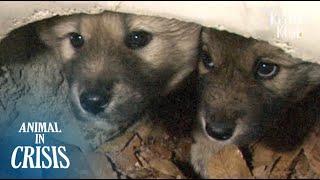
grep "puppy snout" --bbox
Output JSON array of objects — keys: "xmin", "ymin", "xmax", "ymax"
[
  {"xmin": 203, "ymin": 107, "xmax": 236, "ymax": 141},
  {"xmin": 80, "ymin": 89, "xmax": 112, "ymax": 115},
  {"xmin": 205, "ymin": 122, "xmax": 234, "ymax": 141}
]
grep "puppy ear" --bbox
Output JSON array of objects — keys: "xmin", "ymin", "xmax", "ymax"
[
  {"xmin": 289, "ymin": 61, "xmax": 320, "ymax": 101},
  {"xmin": 201, "ymin": 27, "xmax": 212, "ymax": 45},
  {"xmin": 295, "ymin": 61, "xmax": 320, "ymax": 87},
  {"xmin": 36, "ymin": 18, "xmax": 58, "ymax": 48},
  {"xmin": 36, "ymin": 15, "xmax": 76, "ymax": 48},
  {"xmin": 306, "ymin": 62, "xmax": 320, "ymax": 85},
  {"xmin": 36, "ymin": 16, "xmax": 80, "ymax": 62}
]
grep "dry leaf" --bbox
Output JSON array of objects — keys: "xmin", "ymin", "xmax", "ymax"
[
  {"xmin": 137, "ymin": 146, "xmax": 158, "ymax": 164},
  {"xmin": 269, "ymin": 150, "xmax": 301, "ymax": 179},
  {"xmin": 97, "ymin": 119, "xmax": 152, "ymax": 153},
  {"xmin": 303, "ymin": 122, "xmax": 320, "ymax": 176},
  {"xmin": 251, "ymin": 142, "xmax": 275, "ymax": 168},
  {"xmin": 93, "ymin": 118, "xmax": 195, "ymax": 179},
  {"xmin": 148, "ymin": 143, "xmax": 173, "ymax": 160},
  {"xmin": 290, "ymin": 151, "xmax": 317, "ymax": 179},
  {"xmin": 126, "ymin": 168, "xmax": 157, "ymax": 179},
  {"xmin": 85, "ymin": 152, "xmax": 118, "ymax": 179},
  {"xmin": 252, "ymin": 165, "xmax": 270, "ymax": 179},
  {"xmin": 97, "ymin": 133, "xmax": 144, "ymax": 176},
  {"xmin": 206, "ymin": 144, "xmax": 253, "ymax": 179},
  {"xmin": 251, "ymin": 142, "xmax": 301, "ymax": 179},
  {"xmin": 149, "ymin": 158, "xmax": 185, "ymax": 178},
  {"xmin": 306, "ymin": 142, "xmax": 320, "ymax": 176}
]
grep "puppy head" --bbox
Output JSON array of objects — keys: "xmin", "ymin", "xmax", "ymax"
[
  {"xmin": 197, "ymin": 27, "xmax": 320, "ymax": 148},
  {"xmin": 38, "ymin": 11, "xmax": 200, "ymax": 149}
]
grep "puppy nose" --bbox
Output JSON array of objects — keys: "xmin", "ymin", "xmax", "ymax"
[
  {"xmin": 205, "ymin": 122, "xmax": 234, "ymax": 141},
  {"xmin": 80, "ymin": 90, "xmax": 111, "ymax": 115}
]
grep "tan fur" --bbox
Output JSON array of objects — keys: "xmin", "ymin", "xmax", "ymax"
[
  {"xmin": 38, "ymin": 11, "xmax": 200, "ymax": 149},
  {"xmin": 191, "ymin": 27, "xmax": 320, "ymax": 178}
]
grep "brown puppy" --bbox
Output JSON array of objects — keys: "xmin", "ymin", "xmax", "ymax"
[
  {"xmin": 191, "ymin": 27, "xmax": 320, "ymax": 178},
  {"xmin": 38, "ymin": 11, "xmax": 200, "ymax": 149}
]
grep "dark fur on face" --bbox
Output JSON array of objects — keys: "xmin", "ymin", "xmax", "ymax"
[
  {"xmin": 191, "ymin": 27, "xmax": 320, "ymax": 178},
  {"xmin": 38, "ymin": 11, "xmax": 200, "ymax": 149}
]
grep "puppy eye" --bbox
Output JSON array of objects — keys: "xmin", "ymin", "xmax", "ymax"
[
  {"xmin": 255, "ymin": 59, "xmax": 279, "ymax": 79},
  {"xmin": 125, "ymin": 31, "xmax": 152, "ymax": 49},
  {"xmin": 69, "ymin": 32, "xmax": 84, "ymax": 48},
  {"xmin": 200, "ymin": 51, "xmax": 214, "ymax": 70}
]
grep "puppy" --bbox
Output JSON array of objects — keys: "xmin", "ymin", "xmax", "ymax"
[
  {"xmin": 191, "ymin": 27, "xmax": 320, "ymax": 178},
  {"xmin": 38, "ymin": 11, "xmax": 200, "ymax": 149}
]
